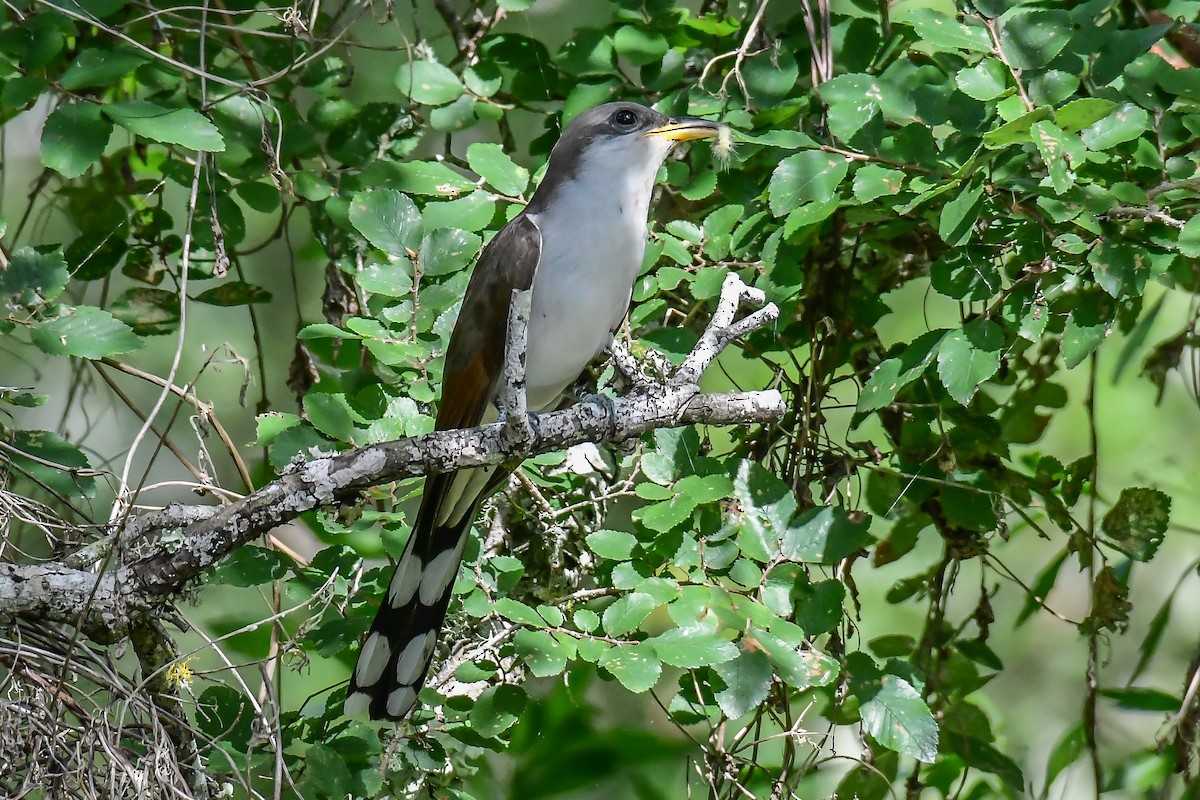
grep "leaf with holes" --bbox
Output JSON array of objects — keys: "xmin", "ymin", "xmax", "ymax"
[{"xmin": 1101, "ymin": 487, "xmax": 1170, "ymax": 561}]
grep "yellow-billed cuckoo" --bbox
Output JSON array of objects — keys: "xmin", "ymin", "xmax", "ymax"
[{"xmin": 345, "ymin": 101, "xmax": 721, "ymax": 720}]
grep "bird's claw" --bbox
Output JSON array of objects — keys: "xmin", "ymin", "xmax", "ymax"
[
  {"xmin": 582, "ymin": 392, "xmax": 618, "ymax": 437},
  {"xmin": 499, "ymin": 407, "xmax": 539, "ymax": 449}
]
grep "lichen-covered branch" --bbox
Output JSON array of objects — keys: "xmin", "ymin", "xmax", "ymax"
[{"xmin": 1, "ymin": 274, "xmax": 782, "ymax": 642}]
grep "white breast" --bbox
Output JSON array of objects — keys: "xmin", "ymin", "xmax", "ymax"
[{"xmin": 522, "ymin": 136, "xmax": 665, "ymax": 411}]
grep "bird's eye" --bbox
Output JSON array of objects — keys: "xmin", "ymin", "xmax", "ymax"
[{"xmin": 612, "ymin": 109, "xmax": 638, "ymax": 128}]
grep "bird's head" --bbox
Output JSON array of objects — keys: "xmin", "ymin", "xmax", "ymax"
[{"xmin": 528, "ymin": 101, "xmax": 722, "ymax": 213}]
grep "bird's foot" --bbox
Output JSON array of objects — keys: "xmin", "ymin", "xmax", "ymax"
[
  {"xmin": 581, "ymin": 392, "xmax": 619, "ymax": 438},
  {"xmin": 498, "ymin": 406, "xmax": 540, "ymax": 450}
]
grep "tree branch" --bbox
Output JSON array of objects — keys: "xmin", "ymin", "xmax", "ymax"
[{"xmin": 3, "ymin": 275, "xmax": 782, "ymax": 642}]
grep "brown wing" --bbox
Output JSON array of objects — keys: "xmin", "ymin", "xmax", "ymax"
[
  {"xmin": 414, "ymin": 212, "xmax": 542, "ymax": 534},
  {"xmin": 433, "ymin": 212, "xmax": 542, "ymax": 432}
]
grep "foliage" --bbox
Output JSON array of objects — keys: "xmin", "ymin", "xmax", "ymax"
[{"xmin": 1, "ymin": 0, "xmax": 1199, "ymax": 799}]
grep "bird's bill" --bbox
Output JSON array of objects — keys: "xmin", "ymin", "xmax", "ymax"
[{"xmin": 645, "ymin": 118, "xmax": 723, "ymax": 142}]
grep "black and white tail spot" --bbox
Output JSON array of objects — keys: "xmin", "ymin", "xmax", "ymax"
[
  {"xmin": 386, "ymin": 686, "xmax": 418, "ymax": 718},
  {"xmin": 388, "ymin": 553, "xmax": 423, "ymax": 607},
  {"xmin": 354, "ymin": 632, "xmax": 391, "ymax": 687},
  {"xmin": 395, "ymin": 629, "xmax": 437, "ymax": 686},
  {"xmin": 419, "ymin": 546, "xmax": 461, "ymax": 605}
]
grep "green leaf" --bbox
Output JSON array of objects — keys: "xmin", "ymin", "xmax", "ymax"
[
  {"xmin": 514, "ymin": 629, "xmax": 569, "ymax": 677},
  {"xmin": 783, "ymin": 197, "xmax": 842, "ymax": 235},
  {"xmin": 600, "ymin": 643, "xmax": 661, "ymax": 693},
  {"xmin": 193, "ymin": 281, "xmax": 271, "ymax": 306},
  {"xmin": 938, "ymin": 181, "xmax": 985, "ymax": 246},
  {"xmin": 395, "ymin": 60, "xmax": 463, "ymax": 105},
  {"xmin": 999, "ymin": 10, "xmax": 1071, "ymax": 69},
  {"xmin": 1100, "ymin": 687, "xmax": 1180, "ymax": 712},
  {"xmin": 751, "ymin": 628, "xmax": 838, "ymax": 690},
  {"xmin": 1, "ymin": 246, "xmax": 69, "ymax": 304},
  {"xmin": 858, "ymin": 674, "xmax": 939, "ymax": 763},
  {"xmin": 818, "ymin": 74, "xmax": 883, "ymax": 140},
  {"xmin": 110, "ymin": 287, "xmax": 180, "ymax": 335},
  {"xmin": 573, "ymin": 609, "xmax": 600, "ymax": 633},
  {"xmin": 930, "ymin": 248, "xmax": 1001, "ymax": 301},
  {"xmin": 899, "ymin": 8, "xmax": 992, "ymax": 54},
  {"xmin": 1131, "ymin": 587, "xmax": 1176, "ymax": 683},
  {"xmin": 420, "ymin": 228, "xmax": 481, "ymax": 277},
  {"xmin": 733, "ymin": 460, "xmax": 796, "ymax": 562},
  {"xmin": 742, "ymin": 48, "xmax": 800, "ymax": 106},
  {"xmin": 714, "ymin": 649, "xmax": 773, "ymax": 719},
  {"xmin": 364, "ymin": 160, "xmax": 476, "ymax": 197},
  {"xmin": 613, "ymin": 26, "xmax": 668, "ymax": 67},
  {"xmin": 494, "ymin": 598, "xmax": 547, "ymax": 628},
  {"xmin": 297, "ymin": 323, "xmax": 361, "ymax": 341},
  {"xmin": 1016, "ymin": 549, "xmax": 1068, "ymax": 626},
  {"xmin": 31, "ymin": 306, "xmax": 141, "ymax": 359},
  {"xmin": 430, "ymin": 95, "xmax": 478, "ymax": 132},
  {"xmin": 300, "ymin": 742, "xmax": 353, "ymax": 799},
  {"xmin": 304, "ymin": 393, "xmax": 357, "ymax": 442},
  {"xmin": 469, "ymin": 685, "xmax": 525, "ymax": 738},
  {"xmin": 556, "ymin": 29, "xmax": 614, "ymax": 76},
  {"xmin": 735, "ymin": 130, "xmax": 818, "ymax": 149},
  {"xmin": 943, "ymin": 735, "xmax": 1025, "ymax": 790},
  {"xmin": 857, "ymin": 329, "xmax": 948, "ymax": 413},
  {"xmin": 936, "ymin": 319, "xmax": 1004, "ymax": 404},
  {"xmin": 983, "ymin": 105, "xmax": 1053, "ymax": 148},
  {"xmin": 666, "ymin": 220, "xmax": 703, "ymax": 245},
  {"xmin": 586, "ymin": 529, "xmax": 638, "ymax": 560},
  {"xmin": 602, "ymin": 592, "xmax": 659, "ymax": 636},
  {"xmin": 0, "ymin": 390, "xmax": 46, "ymax": 408},
  {"xmin": 1062, "ymin": 292, "xmax": 1114, "ymax": 368},
  {"xmin": 41, "ymin": 102, "xmax": 112, "ymax": 179},
  {"xmin": 1044, "ymin": 723, "xmax": 1085, "ymax": 792},
  {"xmin": 782, "ymin": 506, "xmax": 872, "ymax": 563},
  {"xmin": 1055, "ymin": 98, "xmax": 1119, "ymax": 132},
  {"xmin": 702, "ymin": 204, "xmax": 744, "ymax": 258},
  {"xmin": 1088, "ymin": 240, "xmax": 1146, "ymax": 299},
  {"xmin": 422, "ymin": 191, "xmax": 497, "ymax": 233},
  {"xmin": 1178, "ymin": 216, "xmax": 1200, "ymax": 259},
  {"xmin": 467, "ymin": 142, "xmax": 529, "ymax": 196},
  {"xmin": 196, "ymin": 685, "xmax": 253, "ymax": 752},
  {"xmin": 1031, "ymin": 120, "xmax": 1079, "ymax": 195},
  {"xmin": 349, "ymin": 189, "xmax": 422, "ymax": 257},
  {"xmin": 795, "ymin": 579, "xmax": 846, "ymax": 634},
  {"xmin": 956, "ymin": 59, "xmax": 1009, "ymax": 101},
  {"xmin": 5, "ymin": 430, "xmax": 96, "ymax": 499},
  {"xmin": 1101, "ymin": 487, "xmax": 1170, "ymax": 561},
  {"xmin": 852, "ymin": 165, "xmax": 904, "ymax": 202},
  {"xmin": 254, "ymin": 412, "xmax": 301, "ymax": 446},
  {"xmin": 60, "ymin": 47, "xmax": 145, "ymax": 90},
  {"xmin": 357, "ymin": 262, "xmax": 413, "ymax": 297},
  {"xmin": 768, "ymin": 151, "xmax": 849, "ymax": 217},
  {"xmin": 104, "ymin": 101, "xmax": 225, "ymax": 152},
  {"xmin": 1092, "ymin": 24, "xmax": 1172, "ymax": 85},
  {"xmin": 648, "ymin": 625, "xmax": 738, "ymax": 669},
  {"xmin": 211, "ymin": 545, "xmax": 289, "ymax": 587},
  {"xmin": 1081, "ymin": 103, "xmax": 1150, "ymax": 151}
]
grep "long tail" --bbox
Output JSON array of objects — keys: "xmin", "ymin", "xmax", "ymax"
[{"xmin": 344, "ymin": 466, "xmax": 499, "ymax": 720}]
